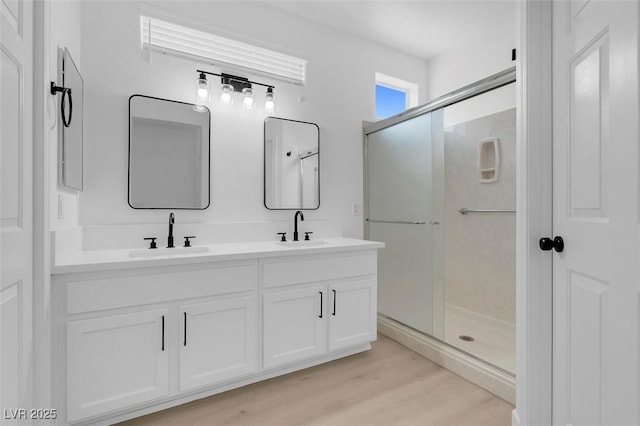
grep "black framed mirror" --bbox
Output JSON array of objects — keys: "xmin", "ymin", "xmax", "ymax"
[
  {"xmin": 128, "ymin": 95, "xmax": 211, "ymax": 209},
  {"xmin": 264, "ymin": 117, "xmax": 320, "ymax": 210}
]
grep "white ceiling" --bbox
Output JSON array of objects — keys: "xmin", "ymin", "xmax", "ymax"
[{"xmin": 265, "ymin": 0, "xmax": 516, "ymax": 61}]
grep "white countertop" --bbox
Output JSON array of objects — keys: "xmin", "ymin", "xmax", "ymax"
[{"xmin": 53, "ymin": 238, "xmax": 385, "ymax": 274}]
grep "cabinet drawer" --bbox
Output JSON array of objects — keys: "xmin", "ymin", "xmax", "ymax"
[
  {"xmin": 66, "ymin": 261, "xmax": 258, "ymax": 314},
  {"xmin": 262, "ymin": 251, "xmax": 377, "ymax": 288}
]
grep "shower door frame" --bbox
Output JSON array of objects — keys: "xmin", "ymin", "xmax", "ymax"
[
  {"xmin": 364, "ymin": 67, "xmax": 517, "ymax": 252},
  {"xmin": 363, "ymin": 67, "xmax": 516, "ymax": 136},
  {"xmin": 364, "ymin": 30, "xmax": 553, "ymax": 422},
  {"xmin": 363, "ymin": 69, "xmax": 516, "ymax": 337}
]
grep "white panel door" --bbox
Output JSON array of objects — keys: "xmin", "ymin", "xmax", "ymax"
[
  {"xmin": 552, "ymin": 1, "xmax": 639, "ymax": 424},
  {"xmin": 263, "ymin": 285, "xmax": 327, "ymax": 368},
  {"xmin": 328, "ymin": 278, "xmax": 377, "ymax": 351},
  {"xmin": 179, "ymin": 296, "xmax": 258, "ymax": 391},
  {"xmin": 1, "ymin": 0, "xmax": 33, "ymax": 418},
  {"xmin": 66, "ymin": 309, "xmax": 169, "ymax": 422}
]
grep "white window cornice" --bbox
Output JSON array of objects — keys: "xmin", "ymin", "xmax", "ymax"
[{"xmin": 141, "ymin": 15, "xmax": 307, "ymax": 86}]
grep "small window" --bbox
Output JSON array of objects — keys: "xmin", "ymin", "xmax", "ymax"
[
  {"xmin": 376, "ymin": 85, "xmax": 406, "ymax": 119},
  {"xmin": 375, "ymin": 72, "xmax": 419, "ymax": 120}
]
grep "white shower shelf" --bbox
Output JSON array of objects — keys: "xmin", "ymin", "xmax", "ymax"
[{"xmin": 478, "ymin": 137, "xmax": 500, "ymax": 183}]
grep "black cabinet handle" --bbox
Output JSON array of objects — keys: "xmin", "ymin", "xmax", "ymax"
[
  {"xmin": 332, "ymin": 289, "xmax": 336, "ymax": 316},
  {"xmin": 161, "ymin": 315, "xmax": 165, "ymax": 351},
  {"xmin": 183, "ymin": 312, "xmax": 187, "ymax": 346},
  {"xmin": 319, "ymin": 291, "xmax": 323, "ymax": 318}
]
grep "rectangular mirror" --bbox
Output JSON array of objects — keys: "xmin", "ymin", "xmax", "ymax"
[
  {"xmin": 128, "ymin": 95, "xmax": 210, "ymax": 209},
  {"xmin": 264, "ymin": 117, "xmax": 320, "ymax": 210},
  {"xmin": 59, "ymin": 47, "xmax": 84, "ymax": 191}
]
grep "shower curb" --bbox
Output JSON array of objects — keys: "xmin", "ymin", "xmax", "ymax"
[{"xmin": 377, "ymin": 314, "xmax": 516, "ymax": 404}]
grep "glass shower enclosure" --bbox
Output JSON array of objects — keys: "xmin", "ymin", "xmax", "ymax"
[{"xmin": 364, "ymin": 69, "xmax": 516, "ymax": 375}]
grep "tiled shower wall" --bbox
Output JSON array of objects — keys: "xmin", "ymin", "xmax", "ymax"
[{"xmin": 443, "ymin": 108, "xmax": 516, "ymax": 324}]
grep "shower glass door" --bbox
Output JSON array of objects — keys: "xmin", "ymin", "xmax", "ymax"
[
  {"xmin": 365, "ymin": 113, "xmax": 443, "ymax": 336},
  {"xmin": 365, "ymin": 81, "xmax": 516, "ymax": 376}
]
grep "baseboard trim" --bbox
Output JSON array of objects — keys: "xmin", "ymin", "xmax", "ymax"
[
  {"xmin": 512, "ymin": 409, "xmax": 521, "ymax": 426},
  {"xmin": 378, "ymin": 315, "xmax": 515, "ymax": 404}
]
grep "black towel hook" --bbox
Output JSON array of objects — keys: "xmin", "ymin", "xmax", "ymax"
[{"xmin": 50, "ymin": 81, "xmax": 73, "ymax": 128}]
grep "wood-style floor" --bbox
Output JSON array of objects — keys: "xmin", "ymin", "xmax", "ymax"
[{"xmin": 119, "ymin": 335, "xmax": 513, "ymax": 426}]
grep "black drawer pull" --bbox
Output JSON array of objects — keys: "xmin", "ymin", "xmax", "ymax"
[
  {"xmin": 161, "ymin": 315, "xmax": 165, "ymax": 351},
  {"xmin": 319, "ymin": 291, "xmax": 323, "ymax": 318},
  {"xmin": 184, "ymin": 312, "xmax": 187, "ymax": 346},
  {"xmin": 332, "ymin": 289, "xmax": 336, "ymax": 316}
]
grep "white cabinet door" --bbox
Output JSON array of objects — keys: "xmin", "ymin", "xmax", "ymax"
[
  {"xmin": 329, "ymin": 278, "xmax": 377, "ymax": 351},
  {"xmin": 179, "ymin": 296, "xmax": 257, "ymax": 391},
  {"xmin": 66, "ymin": 309, "xmax": 169, "ymax": 422},
  {"xmin": 263, "ymin": 285, "xmax": 327, "ymax": 368}
]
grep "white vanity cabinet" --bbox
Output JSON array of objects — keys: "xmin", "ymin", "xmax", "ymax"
[
  {"xmin": 179, "ymin": 295, "xmax": 258, "ymax": 391},
  {"xmin": 261, "ymin": 251, "xmax": 378, "ymax": 369},
  {"xmin": 263, "ymin": 285, "xmax": 328, "ymax": 368},
  {"xmin": 53, "ymin": 242, "xmax": 381, "ymax": 425},
  {"xmin": 66, "ymin": 309, "xmax": 170, "ymax": 421},
  {"xmin": 328, "ymin": 277, "xmax": 377, "ymax": 351},
  {"xmin": 263, "ymin": 278, "xmax": 377, "ymax": 368},
  {"xmin": 57, "ymin": 260, "xmax": 259, "ymax": 424}
]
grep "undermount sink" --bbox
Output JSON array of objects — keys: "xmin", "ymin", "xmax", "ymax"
[
  {"xmin": 276, "ymin": 240, "xmax": 333, "ymax": 248},
  {"xmin": 129, "ymin": 246, "xmax": 209, "ymax": 258}
]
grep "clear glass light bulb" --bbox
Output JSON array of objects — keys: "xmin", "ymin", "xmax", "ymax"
[
  {"xmin": 242, "ymin": 87, "xmax": 255, "ymax": 112},
  {"xmin": 265, "ymin": 87, "xmax": 275, "ymax": 115},
  {"xmin": 265, "ymin": 99, "xmax": 275, "ymax": 115},
  {"xmin": 194, "ymin": 76, "xmax": 210, "ymax": 112},
  {"xmin": 220, "ymin": 83, "xmax": 234, "ymax": 108}
]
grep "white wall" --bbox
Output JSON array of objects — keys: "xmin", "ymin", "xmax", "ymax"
[
  {"xmin": 78, "ymin": 1, "xmax": 429, "ymax": 239},
  {"xmin": 48, "ymin": 0, "xmax": 82, "ymax": 229},
  {"xmin": 426, "ymin": 2, "xmax": 516, "ymax": 101}
]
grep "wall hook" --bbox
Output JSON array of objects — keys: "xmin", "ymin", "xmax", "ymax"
[{"xmin": 50, "ymin": 81, "xmax": 73, "ymax": 128}]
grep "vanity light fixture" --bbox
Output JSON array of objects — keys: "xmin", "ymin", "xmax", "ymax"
[
  {"xmin": 194, "ymin": 69, "xmax": 275, "ymax": 113},
  {"xmin": 265, "ymin": 87, "xmax": 276, "ymax": 115},
  {"xmin": 194, "ymin": 72, "xmax": 210, "ymax": 112}
]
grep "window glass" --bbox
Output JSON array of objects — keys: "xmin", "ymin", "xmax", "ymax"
[{"xmin": 376, "ymin": 84, "xmax": 407, "ymax": 119}]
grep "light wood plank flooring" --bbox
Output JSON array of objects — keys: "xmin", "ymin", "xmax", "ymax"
[{"xmin": 119, "ymin": 335, "xmax": 513, "ymax": 426}]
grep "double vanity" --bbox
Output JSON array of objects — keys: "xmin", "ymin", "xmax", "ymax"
[
  {"xmin": 47, "ymin": 83, "xmax": 382, "ymax": 425},
  {"xmin": 52, "ymin": 230, "xmax": 382, "ymax": 425}
]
